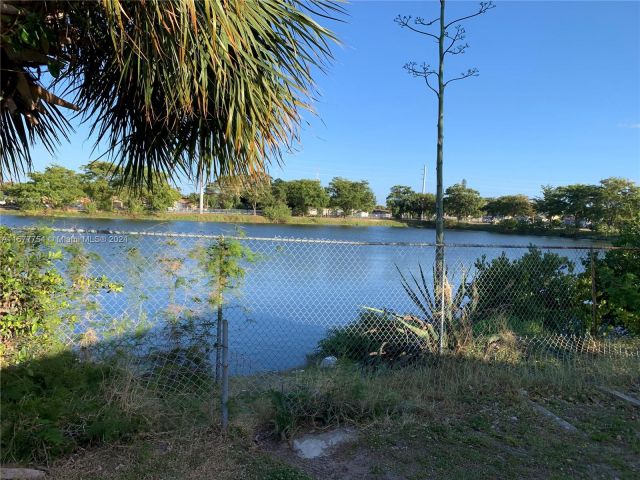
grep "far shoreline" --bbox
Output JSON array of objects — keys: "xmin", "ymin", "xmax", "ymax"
[{"xmin": 0, "ymin": 208, "xmax": 613, "ymax": 241}]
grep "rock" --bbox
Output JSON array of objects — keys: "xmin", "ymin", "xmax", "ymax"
[
  {"xmin": 528, "ymin": 401, "xmax": 579, "ymax": 433},
  {"xmin": 0, "ymin": 468, "xmax": 46, "ymax": 479},
  {"xmin": 319, "ymin": 356, "xmax": 337, "ymax": 368},
  {"xmin": 292, "ymin": 428, "xmax": 357, "ymax": 459}
]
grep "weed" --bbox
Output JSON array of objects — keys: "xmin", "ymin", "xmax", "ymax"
[{"xmin": 0, "ymin": 352, "xmax": 145, "ymax": 463}]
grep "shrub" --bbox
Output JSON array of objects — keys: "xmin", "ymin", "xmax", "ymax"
[
  {"xmin": 0, "ymin": 227, "xmax": 69, "ymax": 361},
  {"xmin": 85, "ymin": 201, "xmax": 98, "ymax": 214},
  {"xmin": 317, "ymin": 307, "xmax": 448, "ymax": 365},
  {"xmin": 319, "ymin": 265, "xmax": 478, "ymax": 363},
  {"xmin": 263, "ymin": 202, "xmax": 292, "ymax": 223},
  {"xmin": 473, "ymin": 247, "xmax": 581, "ymax": 333},
  {"xmin": 585, "ymin": 221, "xmax": 640, "ymax": 335},
  {"xmin": 317, "ymin": 310, "xmax": 394, "ymax": 361},
  {"xmin": 498, "ymin": 218, "xmax": 519, "ymax": 230},
  {"xmin": 0, "ymin": 227, "xmax": 122, "ymax": 362}
]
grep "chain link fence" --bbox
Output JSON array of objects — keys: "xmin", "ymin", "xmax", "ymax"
[{"xmin": 6, "ymin": 227, "xmax": 640, "ymax": 430}]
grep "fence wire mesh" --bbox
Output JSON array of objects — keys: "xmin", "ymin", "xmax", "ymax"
[{"xmin": 5, "ymin": 227, "xmax": 640, "ymax": 429}]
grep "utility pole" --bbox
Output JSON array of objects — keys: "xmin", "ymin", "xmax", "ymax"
[{"xmin": 198, "ymin": 162, "xmax": 205, "ymax": 215}]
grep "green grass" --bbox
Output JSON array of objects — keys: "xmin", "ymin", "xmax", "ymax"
[
  {"xmin": 0, "ymin": 348, "xmax": 217, "ymax": 465},
  {"xmin": 0, "ymin": 208, "xmax": 406, "ymax": 228},
  {"xmin": 0, "ymin": 352, "xmax": 145, "ymax": 463},
  {"xmin": 356, "ymin": 377, "xmax": 640, "ymax": 479}
]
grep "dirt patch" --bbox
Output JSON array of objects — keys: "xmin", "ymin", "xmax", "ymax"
[{"xmin": 262, "ymin": 428, "xmax": 417, "ymax": 480}]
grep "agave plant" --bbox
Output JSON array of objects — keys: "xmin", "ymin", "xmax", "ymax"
[
  {"xmin": 395, "ymin": 264, "xmax": 478, "ymax": 352},
  {"xmin": 359, "ymin": 306, "xmax": 441, "ymax": 359}
]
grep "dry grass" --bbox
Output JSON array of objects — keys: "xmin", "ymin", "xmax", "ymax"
[{"xmin": 47, "ymin": 428, "xmax": 310, "ymax": 480}]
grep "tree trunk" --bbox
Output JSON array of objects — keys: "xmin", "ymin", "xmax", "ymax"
[
  {"xmin": 435, "ymin": 0, "xmax": 447, "ymax": 353},
  {"xmin": 436, "ymin": 0, "xmax": 446, "ymax": 248}
]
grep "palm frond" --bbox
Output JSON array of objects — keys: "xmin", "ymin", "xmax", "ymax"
[{"xmin": 1, "ymin": 0, "xmax": 342, "ymax": 187}]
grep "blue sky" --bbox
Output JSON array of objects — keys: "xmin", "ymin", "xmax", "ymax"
[{"xmin": 27, "ymin": 1, "xmax": 640, "ymax": 204}]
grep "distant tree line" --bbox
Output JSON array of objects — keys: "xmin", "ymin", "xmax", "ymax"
[
  {"xmin": 199, "ymin": 176, "xmax": 376, "ymax": 218},
  {"xmin": 0, "ymin": 165, "xmax": 377, "ymax": 218},
  {"xmin": 1, "ymin": 163, "xmax": 181, "ymax": 213},
  {"xmin": 2, "ymin": 166, "xmax": 637, "ymax": 231},
  {"xmin": 385, "ymin": 177, "xmax": 639, "ymax": 232}
]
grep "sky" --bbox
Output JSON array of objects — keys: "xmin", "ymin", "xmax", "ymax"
[{"xmin": 25, "ymin": 1, "xmax": 640, "ymax": 205}]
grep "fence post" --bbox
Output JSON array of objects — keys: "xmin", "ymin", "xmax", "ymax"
[
  {"xmin": 439, "ymin": 244, "xmax": 445, "ymax": 355},
  {"xmin": 215, "ymin": 303, "xmax": 222, "ymax": 384},
  {"xmin": 215, "ymin": 236, "xmax": 223, "ymax": 385},
  {"xmin": 590, "ymin": 248, "xmax": 598, "ymax": 336},
  {"xmin": 221, "ymin": 318, "xmax": 229, "ymax": 432}
]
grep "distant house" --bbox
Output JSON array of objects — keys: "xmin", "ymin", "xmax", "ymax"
[
  {"xmin": 170, "ymin": 198, "xmax": 197, "ymax": 212},
  {"xmin": 371, "ymin": 208, "xmax": 392, "ymax": 219},
  {"xmin": 307, "ymin": 207, "xmax": 331, "ymax": 217},
  {"xmin": 112, "ymin": 198, "xmax": 125, "ymax": 210},
  {"xmin": 561, "ymin": 216, "xmax": 590, "ymax": 228},
  {"xmin": 308, "ymin": 207, "xmax": 334, "ymax": 217},
  {"xmin": 71, "ymin": 197, "xmax": 91, "ymax": 211},
  {"xmin": 352, "ymin": 211, "xmax": 370, "ymax": 218}
]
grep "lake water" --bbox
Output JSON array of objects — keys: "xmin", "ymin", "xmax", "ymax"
[{"xmin": 1, "ymin": 214, "xmax": 604, "ymax": 374}]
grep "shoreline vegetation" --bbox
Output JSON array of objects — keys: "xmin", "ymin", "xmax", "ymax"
[{"xmin": 0, "ymin": 207, "xmax": 612, "ymax": 240}]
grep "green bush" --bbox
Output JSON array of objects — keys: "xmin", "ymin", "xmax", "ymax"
[
  {"xmin": 0, "ymin": 227, "xmax": 121, "ymax": 362},
  {"xmin": 317, "ymin": 310, "xmax": 401, "ymax": 362},
  {"xmin": 0, "ymin": 227, "xmax": 69, "ymax": 360},
  {"xmin": 498, "ymin": 218, "xmax": 519, "ymax": 230},
  {"xmin": 263, "ymin": 202, "xmax": 292, "ymax": 223},
  {"xmin": 473, "ymin": 247, "xmax": 581, "ymax": 333},
  {"xmin": 586, "ymin": 221, "xmax": 640, "ymax": 335},
  {"xmin": 316, "ymin": 307, "xmax": 448, "ymax": 364}
]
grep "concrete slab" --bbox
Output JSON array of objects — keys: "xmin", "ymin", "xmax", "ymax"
[
  {"xmin": 292, "ymin": 427, "xmax": 357, "ymax": 459},
  {"xmin": 598, "ymin": 386, "xmax": 640, "ymax": 407},
  {"xmin": 529, "ymin": 401, "xmax": 579, "ymax": 433},
  {"xmin": 0, "ymin": 468, "xmax": 46, "ymax": 479}
]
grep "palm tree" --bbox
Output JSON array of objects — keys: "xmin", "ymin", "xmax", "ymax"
[{"xmin": 0, "ymin": 0, "xmax": 341, "ymax": 186}]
